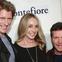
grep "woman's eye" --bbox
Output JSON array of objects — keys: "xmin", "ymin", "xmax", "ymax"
[
  {"xmin": 28, "ymin": 25, "xmax": 32, "ymax": 28},
  {"xmin": 35, "ymin": 25, "xmax": 38, "ymax": 28}
]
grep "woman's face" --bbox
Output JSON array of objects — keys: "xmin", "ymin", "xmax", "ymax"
[{"xmin": 25, "ymin": 17, "xmax": 39, "ymax": 40}]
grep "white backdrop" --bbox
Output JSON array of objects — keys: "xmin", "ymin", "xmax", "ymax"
[{"xmin": 7, "ymin": 0, "xmax": 62, "ymax": 50}]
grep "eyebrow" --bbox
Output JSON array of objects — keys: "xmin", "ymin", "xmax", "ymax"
[{"xmin": 0, "ymin": 17, "xmax": 12, "ymax": 19}]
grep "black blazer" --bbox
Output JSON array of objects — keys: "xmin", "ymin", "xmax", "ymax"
[
  {"xmin": 47, "ymin": 48, "xmax": 55, "ymax": 62},
  {"xmin": 0, "ymin": 33, "xmax": 16, "ymax": 62}
]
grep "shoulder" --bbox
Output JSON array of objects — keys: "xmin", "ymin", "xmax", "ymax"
[
  {"xmin": 47, "ymin": 48, "xmax": 54, "ymax": 55},
  {"xmin": 14, "ymin": 42, "xmax": 19, "ymax": 49},
  {"xmin": 14, "ymin": 42, "xmax": 23, "ymax": 51},
  {"xmin": 37, "ymin": 46, "xmax": 46, "ymax": 56},
  {"xmin": 47, "ymin": 49, "xmax": 55, "ymax": 62},
  {"xmin": 38, "ymin": 45, "xmax": 46, "ymax": 54},
  {"xmin": 5, "ymin": 34, "xmax": 12, "ymax": 42}
]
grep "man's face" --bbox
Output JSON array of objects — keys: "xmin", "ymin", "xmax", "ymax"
[
  {"xmin": 0, "ymin": 9, "xmax": 12, "ymax": 34},
  {"xmin": 52, "ymin": 30, "xmax": 62, "ymax": 53}
]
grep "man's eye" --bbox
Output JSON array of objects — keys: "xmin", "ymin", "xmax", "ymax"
[
  {"xmin": 0, "ymin": 17, "xmax": 12, "ymax": 20},
  {"xmin": 0, "ymin": 17, "xmax": 5, "ymax": 19}
]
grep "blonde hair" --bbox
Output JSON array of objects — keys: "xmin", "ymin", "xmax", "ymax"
[{"xmin": 17, "ymin": 13, "xmax": 46, "ymax": 49}]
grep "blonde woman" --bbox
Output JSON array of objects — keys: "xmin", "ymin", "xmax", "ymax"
[{"xmin": 14, "ymin": 13, "xmax": 46, "ymax": 62}]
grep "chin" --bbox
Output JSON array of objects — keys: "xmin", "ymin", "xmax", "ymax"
[
  {"xmin": 28, "ymin": 37, "xmax": 35, "ymax": 40},
  {"xmin": 30, "ymin": 36, "xmax": 35, "ymax": 39},
  {"xmin": 2, "ymin": 31, "xmax": 7, "ymax": 34},
  {"xmin": 57, "ymin": 49, "xmax": 62, "ymax": 52},
  {"xmin": 55, "ymin": 48, "xmax": 62, "ymax": 52}
]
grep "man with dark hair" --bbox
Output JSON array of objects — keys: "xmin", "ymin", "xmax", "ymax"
[
  {"xmin": 47, "ymin": 22, "xmax": 62, "ymax": 62},
  {"xmin": 0, "ymin": 0, "xmax": 16, "ymax": 62},
  {"xmin": 0, "ymin": 0, "xmax": 6, "ymax": 2}
]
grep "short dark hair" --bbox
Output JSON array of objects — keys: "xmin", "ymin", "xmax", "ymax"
[
  {"xmin": 0, "ymin": 0, "xmax": 16, "ymax": 18},
  {"xmin": 0, "ymin": 0, "xmax": 6, "ymax": 2},
  {"xmin": 50, "ymin": 22, "xmax": 62, "ymax": 37}
]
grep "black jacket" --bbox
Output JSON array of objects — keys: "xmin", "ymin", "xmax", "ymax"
[
  {"xmin": 47, "ymin": 48, "xmax": 62, "ymax": 62},
  {"xmin": 0, "ymin": 34, "xmax": 16, "ymax": 62},
  {"xmin": 47, "ymin": 48, "xmax": 56, "ymax": 62}
]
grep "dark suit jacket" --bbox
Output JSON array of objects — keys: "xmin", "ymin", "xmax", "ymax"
[
  {"xmin": 47, "ymin": 48, "xmax": 56, "ymax": 62},
  {"xmin": 0, "ymin": 33, "xmax": 16, "ymax": 62}
]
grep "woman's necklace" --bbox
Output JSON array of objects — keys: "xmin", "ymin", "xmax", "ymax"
[{"xmin": 26, "ymin": 47, "xmax": 38, "ymax": 62}]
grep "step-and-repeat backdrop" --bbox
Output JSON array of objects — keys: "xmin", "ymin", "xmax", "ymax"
[{"xmin": 7, "ymin": 0, "xmax": 62, "ymax": 50}]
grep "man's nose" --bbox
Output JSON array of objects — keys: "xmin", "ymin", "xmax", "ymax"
[
  {"xmin": 58, "ymin": 37, "xmax": 62, "ymax": 43},
  {"xmin": 5, "ymin": 19, "xmax": 9, "ymax": 25}
]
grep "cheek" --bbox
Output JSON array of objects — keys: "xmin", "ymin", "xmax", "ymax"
[
  {"xmin": 27, "ymin": 28, "xmax": 30, "ymax": 33},
  {"xmin": 52, "ymin": 38, "xmax": 58, "ymax": 45},
  {"xmin": 7, "ymin": 20, "xmax": 12, "ymax": 25},
  {"xmin": 8, "ymin": 21, "xmax": 12, "ymax": 25},
  {"xmin": 0, "ymin": 21, "xmax": 4, "ymax": 25},
  {"xmin": 36, "ymin": 28, "xmax": 38, "ymax": 32},
  {"xmin": 36, "ymin": 28, "xmax": 38, "ymax": 34}
]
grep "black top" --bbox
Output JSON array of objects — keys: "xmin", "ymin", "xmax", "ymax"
[{"xmin": 14, "ymin": 43, "xmax": 46, "ymax": 62}]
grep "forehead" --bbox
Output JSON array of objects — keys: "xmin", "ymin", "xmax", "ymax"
[
  {"xmin": 0, "ymin": 9, "xmax": 12, "ymax": 17},
  {"xmin": 27, "ymin": 17, "xmax": 38, "ymax": 25},
  {"xmin": 52, "ymin": 30, "xmax": 62, "ymax": 36}
]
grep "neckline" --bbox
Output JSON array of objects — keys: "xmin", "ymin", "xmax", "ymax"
[{"xmin": 15, "ymin": 43, "xmax": 38, "ymax": 49}]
